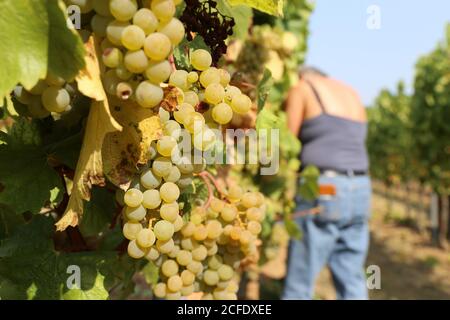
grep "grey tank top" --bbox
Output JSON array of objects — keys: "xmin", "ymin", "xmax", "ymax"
[{"xmin": 298, "ymin": 81, "xmax": 369, "ymax": 172}]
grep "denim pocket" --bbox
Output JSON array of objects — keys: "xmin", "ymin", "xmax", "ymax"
[{"xmin": 315, "ymin": 194, "xmax": 341, "ymax": 223}]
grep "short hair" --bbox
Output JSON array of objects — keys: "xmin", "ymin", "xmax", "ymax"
[{"xmin": 298, "ymin": 66, "xmax": 328, "ymax": 77}]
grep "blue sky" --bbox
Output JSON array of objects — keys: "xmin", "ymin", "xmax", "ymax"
[{"xmin": 305, "ymin": 0, "xmax": 450, "ymax": 105}]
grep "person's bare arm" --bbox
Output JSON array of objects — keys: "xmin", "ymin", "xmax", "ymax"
[{"xmin": 285, "ymin": 82, "xmax": 306, "ymax": 137}]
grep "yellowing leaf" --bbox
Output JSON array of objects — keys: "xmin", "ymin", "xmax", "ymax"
[
  {"xmin": 103, "ymin": 98, "xmax": 162, "ymax": 189},
  {"xmin": 76, "ymin": 36, "xmax": 106, "ymax": 101},
  {"xmin": 56, "ymin": 37, "xmax": 122, "ymax": 232},
  {"xmin": 227, "ymin": 0, "xmax": 284, "ymax": 16}
]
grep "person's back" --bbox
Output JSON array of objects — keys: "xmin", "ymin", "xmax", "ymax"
[{"xmin": 282, "ymin": 68, "xmax": 372, "ymax": 300}]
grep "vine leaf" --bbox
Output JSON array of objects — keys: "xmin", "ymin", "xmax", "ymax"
[
  {"xmin": 226, "ymin": 0, "xmax": 284, "ymax": 17},
  {"xmin": 103, "ymin": 98, "xmax": 162, "ymax": 189},
  {"xmin": 56, "ymin": 37, "xmax": 122, "ymax": 232},
  {"xmin": 0, "ymin": 0, "xmax": 85, "ymax": 100},
  {"xmin": 256, "ymin": 69, "xmax": 274, "ymax": 112}
]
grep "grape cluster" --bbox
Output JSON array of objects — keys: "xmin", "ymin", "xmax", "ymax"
[
  {"xmin": 180, "ymin": 0, "xmax": 235, "ymax": 63},
  {"xmin": 123, "ymin": 177, "xmax": 266, "ymax": 300},
  {"xmin": 12, "ymin": 75, "xmax": 75, "ymax": 119}
]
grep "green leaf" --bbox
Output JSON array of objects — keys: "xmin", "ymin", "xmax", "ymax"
[
  {"xmin": 173, "ymin": 36, "xmax": 210, "ymax": 70},
  {"xmin": 62, "ymin": 273, "xmax": 109, "ymax": 300},
  {"xmin": 0, "ymin": 119, "xmax": 63, "ymax": 214},
  {"xmin": 284, "ymin": 219, "xmax": 301, "ymax": 240},
  {"xmin": 256, "ymin": 69, "xmax": 274, "ymax": 111},
  {"xmin": 80, "ymin": 187, "xmax": 116, "ymax": 237},
  {"xmin": 256, "ymin": 107, "xmax": 280, "ymax": 131},
  {"xmin": 298, "ymin": 165, "xmax": 320, "ymax": 201},
  {"xmin": 0, "ymin": 0, "xmax": 85, "ymax": 100},
  {"xmin": 142, "ymin": 261, "xmax": 159, "ymax": 286},
  {"xmin": 227, "ymin": 0, "xmax": 284, "ymax": 16},
  {"xmin": 216, "ymin": 0, "xmax": 253, "ymax": 39},
  {"xmin": 0, "ymin": 204, "xmax": 24, "ymax": 240}
]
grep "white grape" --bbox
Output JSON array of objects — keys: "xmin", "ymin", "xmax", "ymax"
[
  {"xmin": 41, "ymin": 86, "xmax": 70, "ymax": 113},
  {"xmin": 140, "ymin": 168, "xmax": 162, "ymax": 189},
  {"xmin": 160, "ymin": 182, "xmax": 180, "ymax": 203},
  {"xmin": 135, "ymin": 81, "xmax": 163, "ymax": 108},
  {"xmin": 124, "ymin": 50, "xmax": 149, "ymax": 74},
  {"xmin": 145, "ymin": 60, "xmax": 172, "ymax": 84},
  {"xmin": 121, "ymin": 25, "xmax": 146, "ymax": 50},
  {"xmin": 106, "ymin": 20, "xmax": 129, "ymax": 46},
  {"xmin": 144, "ymin": 33, "xmax": 172, "ymax": 61},
  {"xmin": 110, "ymin": 0, "xmax": 137, "ymax": 22},
  {"xmin": 133, "ymin": 8, "xmax": 158, "ymax": 35},
  {"xmin": 191, "ymin": 49, "xmax": 212, "ymax": 71},
  {"xmin": 142, "ymin": 189, "xmax": 161, "ymax": 209},
  {"xmin": 157, "ymin": 18, "xmax": 185, "ymax": 46}
]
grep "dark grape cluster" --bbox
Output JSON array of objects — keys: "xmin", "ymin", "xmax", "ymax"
[{"xmin": 180, "ymin": 0, "xmax": 235, "ymax": 64}]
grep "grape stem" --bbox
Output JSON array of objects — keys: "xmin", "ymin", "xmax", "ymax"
[{"xmin": 198, "ymin": 171, "xmax": 228, "ymax": 200}]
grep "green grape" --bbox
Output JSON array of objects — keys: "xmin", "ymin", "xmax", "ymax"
[
  {"xmin": 121, "ymin": 25, "xmax": 145, "ymax": 50},
  {"xmin": 159, "ymin": 107, "xmax": 170, "ymax": 123},
  {"xmin": 176, "ymin": 250, "xmax": 192, "ymax": 266},
  {"xmin": 27, "ymin": 96, "xmax": 50, "ymax": 118},
  {"xmin": 246, "ymin": 207, "xmax": 263, "ymax": 221},
  {"xmin": 204, "ymin": 83, "xmax": 225, "ymax": 104},
  {"xmin": 163, "ymin": 120, "xmax": 181, "ymax": 140},
  {"xmin": 110, "ymin": 0, "xmax": 137, "ymax": 22},
  {"xmin": 181, "ymin": 270, "xmax": 195, "ymax": 286},
  {"xmin": 124, "ymin": 188, "xmax": 143, "ymax": 207},
  {"xmin": 166, "ymin": 291, "xmax": 181, "ymax": 300},
  {"xmin": 192, "ymin": 245, "xmax": 207, "ymax": 261},
  {"xmin": 125, "ymin": 205, "xmax": 147, "ymax": 221},
  {"xmin": 156, "ymin": 238, "xmax": 175, "ymax": 253},
  {"xmin": 45, "ymin": 72, "xmax": 65, "ymax": 87},
  {"xmin": 230, "ymin": 226, "xmax": 242, "ymax": 241},
  {"xmin": 154, "ymin": 220, "xmax": 174, "ymax": 240},
  {"xmin": 136, "ymin": 228, "xmax": 156, "ymax": 248},
  {"xmin": 164, "ymin": 166, "xmax": 181, "ymax": 183},
  {"xmin": 207, "ymin": 243, "xmax": 218, "ymax": 256},
  {"xmin": 169, "ymin": 70, "xmax": 189, "ymax": 91},
  {"xmin": 41, "ymin": 86, "xmax": 70, "ymax": 113},
  {"xmin": 157, "ymin": 136, "xmax": 177, "ymax": 157},
  {"xmin": 206, "ymin": 220, "xmax": 223, "ymax": 239},
  {"xmin": 168, "ymin": 245, "xmax": 180, "ymax": 258},
  {"xmin": 177, "ymin": 175, "xmax": 193, "ymax": 189},
  {"xmin": 185, "ymin": 112, "xmax": 206, "ymax": 134},
  {"xmin": 153, "ymin": 283, "xmax": 167, "ymax": 298},
  {"xmin": 239, "ymin": 230, "xmax": 252, "ymax": 245},
  {"xmin": 199, "ymin": 67, "xmax": 221, "ymax": 87},
  {"xmin": 193, "ymin": 224, "xmax": 208, "ymax": 241},
  {"xmin": 140, "ymin": 168, "xmax": 162, "ymax": 189},
  {"xmin": 106, "ymin": 20, "xmax": 129, "ymax": 46},
  {"xmin": 193, "ymin": 126, "xmax": 216, "ymax": 151},
  {"xmin": 142, "ymin": 189, "xmax": 161, "ymax": 209},
  {"xmin": 124, "ymin": 50, "xmax": 149, "ymax": 74},
  {"xmin": 173, "ymin": 214, "xmax": 183, "ymax": 232},
  {"xmin": 183, "ymin": 90, "xmax": 199, "ymax": 107},
  {"xmin": 103, "ymin": 70, "xmax": 121, "ymax": 95},
  {"xmin": 219, "ymin": 69, "xmax": 231, "ymax": 87},
  {"xmin": 186, "ymin": 260, "xmax": 203, "ymax": 274},
  {"xmin": 181, "ymin": 285, "xmax": 194, "ymax": 296},
  {"xmin": 116, "ymin": 81, "xmax": 133, "ymax": 100},
  {"xmin": 161, "ymin": 259, "xmax": 179, "ymax": 277},
  {"xmin": 228, "ymin": 185, "xmax": 243, "ymax": 201},
  {"xmin": 231, "ymin": 93, "xmax": 252, "ymax": 114},
  {"xmin": 159, "ymin": 182, "xmax": 180, "ymax": 203},
  {"xmin": 224, "ymin": 85, "xmax": 241, "ymax": 104},
  {"xmin": 144, "ymin": 32, "xmax": 172, "ymax": 61},
  {"xmin": 208, "ymin": 255, "xmax": 223, "ymax": 270},
  {"xmin": 151, "ymin": 0, "xmax": 176, "ymax": 22},
  {"xmin": 135, "ymin": 80, "xmax": 164, "ymax": 108},
  {"xmin": 212, "ymin": 103, "xmax": 233, "ymax": 125},
  {"xmin": 210, "ymin": 198, "xmax": 224, "ymax": 212},
  {"xmin": 173, "ymin": 103, "xmax": 195, "ymax": 124},
  {"xmin": 181, "ymin": 222, "xmax": 195, "ymax": 237},
  {"xmin": 148, "ymin": 141, "xmax": 158, "ymax": 160},
  {"xmin": 220, "ymin": 204, "xmax": 237, "ymax": 222},
  {"xmin": 152, "ymin": 157, "xmax": 172, "ymax": 177},
  {"xmin": 145, "ymin": 60, "xmax": 172, "ymax": 84},
  {"xmin": 66, "ymin": 0, "xmax": 93, "ymax": 13},
  {"xmin": 123, "ymin": 221, "xmax": 143, "ymax": 240},
  {"xmin": 133, "ymin": 8, "xmax": 158, "ymax": 35},
  {"xmin": 115, "ymin": 64, "xmax": 133, "ymax": 80},
  {"xmin": 247, "ymin": 221, "xmax": 262, "ymax": 235},
  {"xmin": 145, "ymin": 247, "xmax": 160, "ymax": 261},
  {"xmin": 181, "ymin": 237, "xmax": 196, "ymax": 251},
  {"xmin": 242, "ymin": 192, "xmax": 258, "ymax": 208},
  {"xmin": 190, "ymin": 213, "xmax": 203, "ymax": 225},
  {"xmin": 226, "ymin": 281, "xmax": 239, "ymax": 293},
  {"xmin": 204, "ymin": 270, "xmax": 219, "ymax": 286},
  {"xmin": 13, "ymin": 86, "xmax": 32, "ymax": 105},
  {"xmin": 167, "ymin": 275, "xmax": 183, "ymax": 292},
  {"xmin": 127, "ymin": 239, "xmax": 147, "ymax": 259},
  {"xmin": 91, "ymin": 14, "xmax": 112, "ymax": 38},
  {"xmin": 160, "ymin": 202, "xmax": 179, "ymax": 222},
  {"xmin": 187, "ymin": 72, "xmax": 199, "ymax": 84},
  {"xmin": 157, "ymin": 18, "xmax": 185, "ymax": 46},
  {"xmin": 191, "ymin": 49, "xmax": 212, "ymax": 71}
]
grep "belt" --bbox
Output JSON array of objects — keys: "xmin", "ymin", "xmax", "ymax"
[{"xmin": 319, "ymin": 168, "xmax": 368, "ymax": 177}]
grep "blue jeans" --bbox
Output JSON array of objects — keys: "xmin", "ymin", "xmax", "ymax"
[{"xmin": 282, "ymin": 173, "xmax": 372, "ymax": 300}]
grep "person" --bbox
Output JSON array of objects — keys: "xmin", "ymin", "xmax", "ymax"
[{"xmin": 282, "ymin": 66, "xmax": 372, "ymax": 300}]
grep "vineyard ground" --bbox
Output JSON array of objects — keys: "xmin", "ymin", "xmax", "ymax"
[{"xmin": 260, "ymin": 191, "xmax": 450, "ymax": 300}]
